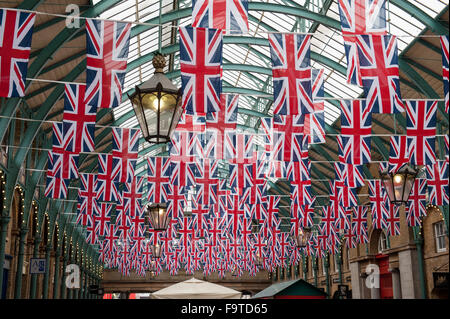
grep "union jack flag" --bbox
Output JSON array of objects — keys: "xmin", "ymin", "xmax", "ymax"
[
  {"xmin": 147, "ymin": 156, "xmax": 172, "ymax": 203},
  {"xmin": 194, "ymin": 158, "xmax": 219, "ymax": 206},
  {"xmin": 49, "ymin": 123, "xmax": 79, "ymax": 180},
  {"xmin": 272, "ymin": 115, "xmax": 305, "ymax": 162},
  {"xmin": 93, "ymin": 202, "xmax": 113, "ymax": 237},
  {"xmin": 229, "ymin": 162, "xmax": 253, "ymax": 196},
  {"xmin": 266, "ymin": 160, "xmax": 286, "ymax": 179},
  {"xmin": 384, "ymin": 201, "xmax": 400, "ymax": 236},
  {"xmin": 44, "ymin": 175, "xmax": 69, "ymax": 199},
  {"xmin": 405, "ymin": 100, "xmax": 437, "ymax": 166},
  {"xmin": 192, "ymin": 0, "xmax": 249, "ymax": 34},
  {"xmin": 426, "ymin": 161, "xmax": 449, "ymax": 206},
  {"xmin": 77, "ymin": 173, "xmax": 97, "ymax": 225},
  {"xmin": 352, "ymin": 206, "xmax": 368, "ymax": 237},
  {"xmin": 405, "ymin": 178, "xmax": 427, "ymax": 227},
  {"xmin": 441, "ymin": 36, "xmax": 449, "ymax": 113},
  {"xmin": 205, "ymin": 94, "xmax": 238, "ymax": 160},
  {"xmin": 368, "ymin": 180, "xmax": 388, "ymax": 229},
  {"xmin": 321, "ymin": 206, "xmax": 336, "ymax": 236},
  {"xmin": 338, "ymin": 185, "xmax": 358, "ymax": 208},
  {"xmin": 0, "ymin": 9, "xmax": 36, "ymax": 97},
  {"xmin": 63, "ymin": 84, "xmax": 97, "ymax": 153},
  {"xmin": 179, "ymin": 26, "xmax": 223, "ymax": 114},
  {"xmin": 111, "ymin": 128, "xmax": 140, "ymax": 183},
  {"xmin": 388, "ymin": 135, "xmax": 409, "ymax": 173},
  {"xmin": 96, "ymin": 154, "xmax": 121, "ymax": 202},
  {"xmin": 334, "ymin": 162, "xmax": 365, "ymax": 188},
  {"xmin": 169, "ymin": 131, "xmax": 200, "ymax": 187},
  {"xmin": 85, "ymin": 19, "xmax": 131, "ymax": 109},
  {"xmin": 335, "ymin": 208, "xmax": 353, "ymax": 232},
  {"xmin": 338, "ymin": 0, "xmax": 387, "ymax": 86},
  {"xmin": 338, "ymin": 99, "xmax": 372, "ymax": 164},
  {"xmin": 269, "ymin": 33, "xmax": 313, "ymax": 115},
  {"xmin": 304, "ymin": 69, "xmax": 326, "ymax": 144},
  {"xmin": 357, "ymin": 35, "xmax": 404, "ymax": 113}
]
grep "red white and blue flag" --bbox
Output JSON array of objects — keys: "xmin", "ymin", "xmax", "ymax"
[
  {"xmin": 304, "ymin": 69, "xmax": 326, "ymax": 144},
  {"xmin": 147, "ymin": 157, "xmax": 172, "ymax": 204},
  {"xmin": 205, "ymin": 94, "xmax": 238, "ymax": 160},
  {"xmin": 334, "ymin": 162, "xmax": 365, "ymax": 188},
  {"xmin": 269, "ymin": 33, "xmax": 314, "ymax": 115},
  {"xmin": 338, "ymin": 99, "xmax": 372, "ymax": 164},
  {"xmin": 337, "ymin": 0, "xmax": 387, "ymax": 86},
  {"xmin": 112, "ymin": 127, "xmax": 140, "ymax": 183},
  {"xmin": 441, "ymin": 36, "xmax": 449, "ymax": 113},
  {"xmin": 49, "ymin": 122, "xmax": 79, "ymax": 179},
  {"xmin": 388, "ymin": 135, "xmax": 409, "ymax": 173},
  {"xmin": 405, "ymin": 100, "xmax": 437, "ymax": 166},
  {"xmin": 272, "ymin": 114, "xmax": 305, "ymax": 162},
  {"xmin": 77, "ymin": 173, "xmax": 98, "ymax": 225},
  {"xmin": 426, "ymin": 161, "xmax": 449, "ymax": 206},
  {"xmin": 357, "ymin": 35, "xmax": 404, "ymax": 113},
  {"xmin": 44, "ymin": 175, "xmax": 69, "ymax": 199},
  {"xmin": 96, "ymin": 154, "xmax": 121, "ymax": 202},
  {"xmin": 63, "ymin": 84, "xmax": 97, "ymax": 153},
  {"xmin": 179, "ymin": 26, "xmax": 223, "ymax": 114},
  {"xmin": 405, "ymin": 178, "xmax": 427, "ymax": 227},
  {"xmin": 0, "ymin": 9, "xmax": 36, "ymax": 97},
  {"xmin": 368, "ymin": 180, "xmax": 388, "ymax": 229},
  {"xmin": 384, "ymin": 201, "xmax": 400, "ymax": 236},
  {"xmin": 85, "ymin": 19, "xmax": 131, "ymax": 109},
  {"xmin": 192, "ymin": 0, "xmax": 249, "ymax": 34}
]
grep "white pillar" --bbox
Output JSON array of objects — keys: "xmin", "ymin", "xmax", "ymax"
[
  {"xmin": 350, "ymin": 262, "xmax": 362, "ymax": 299},
  {"xmin": 390, "ymin": 268, "xmax": 402, "ymax": 299},
  {"xmin": 399, "ymin": 250, "xmax": 420, "ymax": 299}
]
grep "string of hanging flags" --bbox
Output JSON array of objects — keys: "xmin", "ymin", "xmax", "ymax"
[{"xmin": 0, "ymin": 1, "xmax": 448, "ymax": 278}]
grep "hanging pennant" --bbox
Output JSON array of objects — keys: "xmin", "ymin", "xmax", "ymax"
[{"xmin": 0, "ymin": 9, "xmax": 36, "ymax": 97}]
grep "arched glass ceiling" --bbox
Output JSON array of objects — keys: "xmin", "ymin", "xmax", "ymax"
[{"xmin": 93, "ymin": 0, "xmax": 448, "ymax": 178}]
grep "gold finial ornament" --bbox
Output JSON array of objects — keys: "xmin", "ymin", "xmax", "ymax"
[{"xmin": 152, "ymin": 53, "xmax": 166, "ymax": 73}]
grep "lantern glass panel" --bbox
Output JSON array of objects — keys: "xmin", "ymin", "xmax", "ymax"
[{"xmin": 403, "ymin": 173, "xmax": 416, "ymax": 202}]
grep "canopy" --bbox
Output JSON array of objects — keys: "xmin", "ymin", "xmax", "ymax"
[{"xmin": 151, "ymin": 278, "xmax": 242, "ymax": 299}]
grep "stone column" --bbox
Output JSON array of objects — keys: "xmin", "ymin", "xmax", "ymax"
[
  {"xmin": 390, "ymin": 268, "xmax": 402, "ymax": 299},
  {"xmin": 42, "ymin": 244, "xmax": 52, "ymax": 299},
  {"xmin": 349, "ymin": 262, "xmax": 362, "ymax": 299},
  {"xmin": 0, "ymin": 216, "xmax": 11, "ymax": 296},
  {"xmin": 29, "ymin": 235, "xmax": 41, "ymax": 299},
  {"xmin": 60, "ymin": 256, "xmax": 68, "ymax": 299},
  {"xmin": 14, "ymin": 227, "xmax": 28, "ymax": 298},
  {"xmin": 399, "ymin": 249, "xmax": 420, "ymax": 299},
  {"xmin": 52, "ymin": 249, "xmax": 61, "ymax": 299}
]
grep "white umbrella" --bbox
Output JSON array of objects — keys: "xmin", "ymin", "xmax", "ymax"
[{"xmin": 151, "ymin": 277, "xmax": 242, "ymax": 299}]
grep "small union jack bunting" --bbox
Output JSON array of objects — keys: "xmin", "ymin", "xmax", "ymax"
[
  {"xmin": 272, "ymin": 114, "xmax": 306, "ymax": 162},
  {"xmin": 96, "ymin": 154, "xmax": 121, "ymax": 202},
  {"xmin": 426, "ymin": 161, "xmax": 449, "ymax": 206},
  {"xmin": 44, "ymin": 175, "xmax": 69, "ymax": 199},
  {"xmin": 384, "ymin": 201, "xmax": 400, "ymax": 236},
  {"xmin": 304, "ymin": 69, "xmax": 326, "ymax": 144},
  {"xmin": 405, "ymin": 100, "xmax": 437, "ymax": 166},
  {"xmin": 441, "ymin": 36, "xmax": 449, "ymax": 113},
  {"xmin": 0, "ymin": 9, "xmax": 36, "ymax": 97},
  {"xmin": 49, "ymin": 122, "xmax": 79, "ymax": 180},
  {"xmin": 338, "ymin": 99, "xmax": 372, "ymax": 164},
  {"xmin": 388, "ymin": 135, "xmax": 409, "ymax": 173},
  {"xmin": 368, "ymin": 180, "xmax": 388, "ymax": 230},
  {"xmin": 205, "ymin": 94, "xmax": 238, "ymax": 160},
  {"xmin": 112, "ymin": 127, "xmax": 140, "ymax": 183},
  {"xmin": 357, "ymin": 35, "xmax": 404, "ymax": 113},
  {"xmin": 85, "ymin": 19, "xmax": 131, "ymax": 109},
  {"xmin": 192, "ymin": 0, "xmax": 249, "ymax": 34},
  {"xmin": 269, "ymin": 33, "xmax": 314, "ymax": 115},
  {"xmin": 63, "ymin": 84, "xmax": 97, "ymax": 153},
  {"xmin": 337, "ymin": 0, "xmax": 387, "ymax": 86},
  {"xmin": 179, "ymin": 26, "xmax": 223, "ymax": 115},
  {"xmin": 405, "ymin": 178, "xmax": 427, "ymax": 227}
]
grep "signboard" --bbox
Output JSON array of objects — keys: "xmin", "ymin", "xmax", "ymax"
[
  {"xmin": 29, "ymin": 258, "xmax": 46, "ymax": 274},
  {"xmin": 338, "ymin": 285, "xmax": 349, "ymax": 297},
  {"xmin": 433, "ymin": 272, "xmax": 449, "ymax": 289}
]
